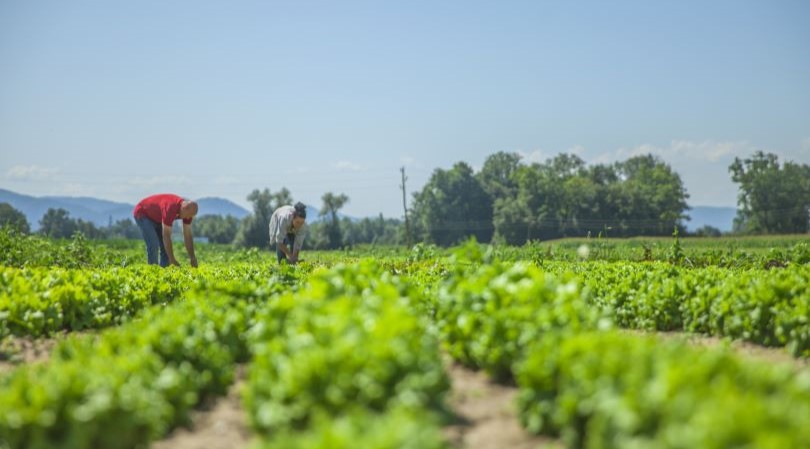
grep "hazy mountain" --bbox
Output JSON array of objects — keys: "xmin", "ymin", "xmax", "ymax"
[
  {"xmin": 685, "ymin": 206, "xmax": 737, "ymax": 233},
  {"xmin": 0, "ymin": 189, "xmax": 251, "ymax": 230},
  {"xmin": 196, "ymin": 197, "xmax": 250, "ymax": 219}
]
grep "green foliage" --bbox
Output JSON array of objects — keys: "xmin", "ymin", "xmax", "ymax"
[
  {"xmin": 668, "ymin": 226, "xmax": 684, "ymax": 264},
  {"xmin": 566, "ymin": 262, "xmax": 810, "ymax": 356},
  {"xmin": 516, "ymin": 331, "xmax": 810, "ymax": 448},
  {"xmin": 0, "ymin": 235, "xmax": 808, "ymax": 449},
  {"xmin": 0, "ymin": 204, "xmax": 30, "ymax": 234},
  {"xmin": 0, "ymin": 291, "xmax": 257, "ymax": 449},
  {"xmin": 434, "ymin": 255, "xmax": 607, "ymax": 380},
  {"xmin": 38, "ymin": 208, "xmax": 76, "ymax": 239},
  {"xmin": 0, "ymin": 263, "xmax": 304, "ymax": 338},
  {"xmin": 244, "ymin": 262, "xmax": 449, "ymax": 434},
  {"xmin": 257, "ymin": 408, "xmax": 448, "ymax": 449},
  {"xmin": 491, "ymin": 153, "xmax": 690, "ymax": 242},
  {"xmin": 411, "ymin": 161, "xmax": 494, "ymax": 246},
  {"xmin": 194, "ymin": 214, "xmax": 239, "ymax": 244},
  {"xmin": 730, "ymin": 151, "xmax": 810, "ymax": 234},
  {"xmin": 319, "ymin": 192, "xmax": 349, "ymax": 249},
  {"xmin": 235, "ymin": 188, "xmax": 276, "ymax": 249}
]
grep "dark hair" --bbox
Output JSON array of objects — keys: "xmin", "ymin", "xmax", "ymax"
[{"xmin": 293, "ymin": 202, "xmax": 307, "ymax": 219}]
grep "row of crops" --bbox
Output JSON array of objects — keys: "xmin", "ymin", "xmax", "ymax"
[
  {"xmin": 4, "ymin": 254, "xmax": 808, "ymax": 355},
  {"xmin": 1, "ymin": 234, "xmax": 809, "ymax": 448}
]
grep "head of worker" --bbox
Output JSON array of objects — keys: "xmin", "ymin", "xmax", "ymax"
[
  {"xmin": 179, "ymin": 200, "xmax": 199, "ymax": 221},
  {"xmin": 292, "ymin": 202, "xmax": 307, "ymax": 230}
]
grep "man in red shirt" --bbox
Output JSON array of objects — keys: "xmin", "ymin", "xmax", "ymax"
[{"xmin": 133, "ymin": 194, "xmax": 199, "ymax": 267}]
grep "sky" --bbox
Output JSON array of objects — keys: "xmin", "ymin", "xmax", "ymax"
[{"xmin": 1, "ymin": 0, "xmax": 809, "ymax": 218}]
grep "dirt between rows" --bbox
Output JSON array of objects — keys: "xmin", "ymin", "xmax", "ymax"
[
  {"xmin": 0, "ymin": 335, "xmax": 59, "ymax": 374},
  {"xmin": 443, "ymin": 359, "xmax": 561, "ymax": 449},
  {"xmin": 151, "ymin": 365, "xmax": 254, "ymax": 449},
  {"xmin": 1, "ymin": 331, "xmax": 805, "ymax": 448},
  {"xmin": 149, "ymin": 360, "xmax": 556, "ymax": 449},
  {"xmin": 625, "ymin": 329, "xmax": 809, "ymax": 370}
]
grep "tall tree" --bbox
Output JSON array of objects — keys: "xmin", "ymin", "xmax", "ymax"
[
  {"xmin": 195, "ymin": 215, "xmax": 240, "ymax": 244},
  {"xmin": 613, "ymin": 154, "xmax": 690, "ymax": 236},
  {"xmin": 106, "ymin": 218, "xmax": 141, "ymax": 239},
  {"xmin": 272, "ymin": 188, "xmax": 294, "ymax": 210},
  {"xmin": 477, "ymin": 151, "xmax": 522, "ymax": 200},
  {"xmin": 235, "ymin": 188, "xmax": 276, "ymax": 248},
  {"xmin": 411, "ymin": 162, "xmax": 493, "ymax": 246},
  {"xmin": 730, "ymin": 151, "xmax": 810, "ymax": 234},
  {"xmin": 39, "ymin": 208, "xmax": 77, "ymax": 239},
  {"xmin": 320, "ymin": 192, "xmax": 349, "ymax": 249},
  {"xmin": 0, "ymin": 203, "xmax": 30, "ymax": 234}
]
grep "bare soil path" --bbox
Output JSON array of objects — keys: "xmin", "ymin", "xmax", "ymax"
[
  {"xmin": 0, "ymin": 336, "xmax": 59, "ymax": 373},
  {"xmin": 151, "ymin": 366, "xmax": 253, "ymax": 449},
  {"xmin": 443, "ymin": 359, "xmax": 562, "ymax": 449},
  {"xmin": 627, "ymin": 330, "xmax": 809, "ymax": 370}
]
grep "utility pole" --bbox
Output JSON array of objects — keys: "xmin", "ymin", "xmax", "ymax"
[{"xmin": 400, "ymin": 166, "xmax": 412, "ymax": 247}]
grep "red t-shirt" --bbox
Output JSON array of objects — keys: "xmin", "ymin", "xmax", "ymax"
[{"xmin": 133, "ymin": 194, "xmax": 193, "ymax": 226}]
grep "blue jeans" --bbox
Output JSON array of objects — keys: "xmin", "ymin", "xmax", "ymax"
[
  {"xmin": 276, "ymin": 233, "xmax": 296, "ymax": 264},
  {"xmin": 135, "ymin": 216, "xmax": 169, "ymax": 267}
]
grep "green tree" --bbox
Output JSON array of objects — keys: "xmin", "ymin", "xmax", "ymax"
[
  {"xmin": 411, "ymin": 162, "xmax": 493, "ymax": 246},
  {"xmin": 39, "ymin": 208, "xmax": 77, "ymax": 239},
  {"xmin": 195, "ymin": 215, "xmax": 240, "ymax": 244},
  {"xmin": 613, "ymin": 154, "xmax": 690, "ymax": 236},
  {"xmin": 272, "ymin": 188, "xmax": 294, "ymax": 210},
  {"xmin": 494, "ymin": 152, "xmax": 690, "ymax": 241},
  {"xmin": 730, "ymin": 151, "xmax": 810, "ymax": 234},
  {"xmin": 0, "ymin": 203, "xmax": 30, "ymax": 234},
  {"xmin": 320, "ymin": 192, "xmax": 349, "ymax": 249},
  {"xmin": 235, "ymin": 188, "xmax": 276, "ymax": 248},
  {"xmin": 477, "ymin": 151, "xmax": 522, "ymax": 199},
  {"xmin": 74, "ymin": 219, "xmax": 103, "ymax": 239},
  {"xmin": 106, "ymin": 218, "xmax": 141, "ymax": 239}
]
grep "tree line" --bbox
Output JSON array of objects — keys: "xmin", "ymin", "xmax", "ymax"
[
  {"xmin": 0, "ymin": 190, "xmax": 404, "ymax": 250},
  {"xmin": 1, "ymin": 150, "xmax": 808, "ymax": 247},
  {"xmin": 408, "ymin": 150, "xmax": 809, "ymax": 245}
]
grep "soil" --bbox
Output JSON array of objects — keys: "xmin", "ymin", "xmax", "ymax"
[
  {"xmin": 3, "ymin": 330, "xmax": 803, "ymax": 449},
  {"xmin": 443, "ymin": 359, "xmax": 562, "ymax": 449},
  {"xmin": 151, "ymin": 365, "xmax": 254, "ymax": 449},
  {"xmin": 0, "ymin": 335, "xmax": 59, "ymax": 373},
  {"xmin": 626, "ymin": 329, "xmax": 809, "ymax": 370}
]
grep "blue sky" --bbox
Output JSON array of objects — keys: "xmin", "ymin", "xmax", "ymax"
[{"xmin": 1, "ymin": 0, "xmax": 808, "ymax": 218}]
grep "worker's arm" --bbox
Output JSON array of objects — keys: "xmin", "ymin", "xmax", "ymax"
[
  {"xmin": 277, "ymin": 240, "xmax": 292, "ymax": 259},
  {"xmin": 183, "ymin": 223, "xmax": 197, "ymax": 267},
  {"xmin": 162, "ymin": 223, "xmax": 179, "ymax": 266}
]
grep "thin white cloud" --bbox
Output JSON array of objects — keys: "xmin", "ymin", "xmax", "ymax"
[
  {"xmin": 517, "ymin": 149, "xmax": 549, "ymax": 164},
  {"xmin": 5, "ymin": 165, "xmax": 60, "ymax": 180},
  {"xmin": 334, "ymin": 161, "xmax": 362, "ymax": 171},
  {"xmin": 567, "ymin": 145, "xmax": 586, "ymax": 156},
  {"xmin": 605, "ymin": 140, "xmax": 757, "ymax": 164}
]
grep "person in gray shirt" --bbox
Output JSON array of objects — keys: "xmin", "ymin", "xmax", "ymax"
[{"xmin": 269, "ymin": 202, "xmax": 308, "ymax": 264}]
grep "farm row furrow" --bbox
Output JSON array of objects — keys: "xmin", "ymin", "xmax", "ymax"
[
  {"xmin": 433, "ymin": 258, "xmax": 810, "ymax": 448},
  {"xmin": 0, "ymin": 264, "xmax": 305, "ymax": 338}
]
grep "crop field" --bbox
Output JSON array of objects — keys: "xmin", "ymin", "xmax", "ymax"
[{"xmin": 1, "ymin": 229, "xmax": 809, "ymax": 449}]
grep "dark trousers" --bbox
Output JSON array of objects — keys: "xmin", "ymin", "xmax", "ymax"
[
  {"xmin": 276, "ymin": 233, "xmax": 296, "ymax": 264},
  {"xmin": 135, "ymin": 216, "xmax": 169, "ymax": 267}
]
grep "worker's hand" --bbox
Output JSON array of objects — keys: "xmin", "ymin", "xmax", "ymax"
[{"xmin": 190, "ymin": 255, "xmax": 198, "ymax": 268}]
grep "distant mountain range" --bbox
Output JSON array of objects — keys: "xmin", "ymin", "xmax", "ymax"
[
  {"xmin": 1, "ymin": 188, "xmax": 734, "ymax": 233},
  {"xmin": 0, "ymin": 188, "xmax": 351, "ymax": 230},
  {"xmin": 0, "ymin": 189, "xmax": 251, "ymax": 230}
]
